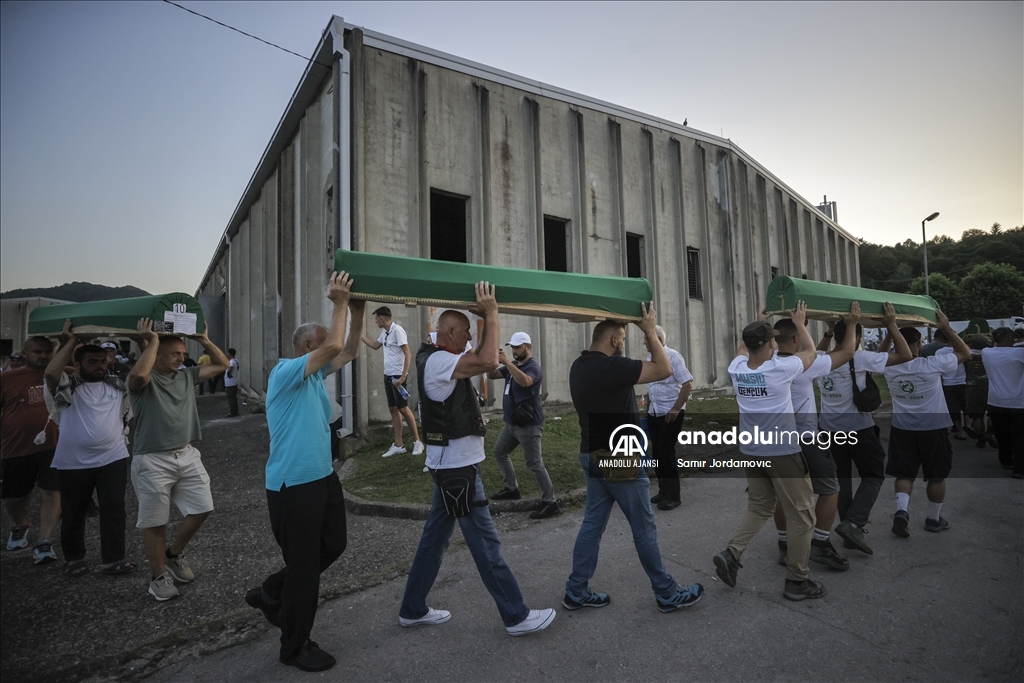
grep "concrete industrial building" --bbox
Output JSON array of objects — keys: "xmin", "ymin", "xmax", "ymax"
[{"xmin": 195, "ymin": 16, "xmax": 860, "ymax": 436}]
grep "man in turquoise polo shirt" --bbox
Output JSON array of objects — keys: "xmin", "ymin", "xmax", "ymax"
[{"xmin": 246, "ymin": 272, "xmax": 364, "ymax": 673}]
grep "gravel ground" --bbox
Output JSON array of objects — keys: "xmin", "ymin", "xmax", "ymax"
[{"xmin": 1, "ymin": 393, "xmax": 548, "ymax": 683}]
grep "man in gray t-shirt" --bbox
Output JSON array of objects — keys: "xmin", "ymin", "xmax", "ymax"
[{"xmin": 128, "ymin": 318, "xmax": 229, "ymax": 601}]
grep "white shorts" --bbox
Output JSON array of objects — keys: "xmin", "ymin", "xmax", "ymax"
[{"xmin": 131, "ymin": 445, "xmax": 214, "ymax": 528}]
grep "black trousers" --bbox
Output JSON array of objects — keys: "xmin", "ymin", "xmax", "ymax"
[
  {"xmin": 833, "ymin": 426, "xmax": 886, "ymax": 527},
  {"xmin": 225, "ymin": 386, "xmax": 239, "ymax": 416},
  {"xmin": 648, "ymin": 413, "xmax": 685, "ymax": 502},
  {"xmin": 989, "ymin": 406, "xmax": 1024, "ymax": 474},
  {"xmin": 264, "ymin": 472, "xmax": 347, "ymax": 659},
  {"xmin": 58, "ymin": 458, "xmax": 128, "ymax": 564}
]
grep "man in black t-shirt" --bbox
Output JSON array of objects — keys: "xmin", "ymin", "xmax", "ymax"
[{"xmin": 563, "ymin": 304, "xmax": 705, "ymax": 614}]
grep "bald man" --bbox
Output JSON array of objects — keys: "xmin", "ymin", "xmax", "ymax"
[
  {"xmin": 399, "ymin": 282, "xmax": 555, "ymax": 637},
  {"xmin": 248, "ymin": 272, "xmax": 364, "ymax": 672}
]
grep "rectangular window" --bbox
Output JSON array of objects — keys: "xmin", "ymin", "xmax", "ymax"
[
  {"xmin": 770, "ymin": 266, "xmax": 779, "ymax": 280},
  {"xmin": 543, "ymin": 216, "xmax": 570, "ymax": 272},
  {"xmin": 686, "ymin": 247, "xmax": 703, "ymax": 300},
  {"xmin": 626, "ymin": 233, "xmax": 645, "ymax": 278},
  {"xmin": 430, "ymin": 190, "xmax": 467, "ymax": 263}
]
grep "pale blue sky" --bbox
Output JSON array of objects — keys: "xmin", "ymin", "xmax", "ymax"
[{"xmin": 1, "ymin": 1, "xmax": 1021, "ymax": 295}]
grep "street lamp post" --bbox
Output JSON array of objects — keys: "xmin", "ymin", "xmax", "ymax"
[{"xmin": 922, "ymin": 211, "xmax": 940, "ymax": 298}]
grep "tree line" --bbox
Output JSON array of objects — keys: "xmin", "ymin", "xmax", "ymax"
[{"xmin": 858, "ymin": 224, "xmax": 1024, "ymax": 320}]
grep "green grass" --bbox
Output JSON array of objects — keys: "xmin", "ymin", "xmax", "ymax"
[{"xmin": 342, "ymin": 397, "xmax": 742, "ymax": 505}]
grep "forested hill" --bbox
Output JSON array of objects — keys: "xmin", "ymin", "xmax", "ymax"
[{"xmin": 0, "ymin": 282, "xmax": 150, "ymax": 302}]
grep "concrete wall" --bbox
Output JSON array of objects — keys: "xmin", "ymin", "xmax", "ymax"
[
  {"xmin": 0, "ymin": 298, "xmax": 69, "ymax": 361},
  {"xmin": 196, "ymin": 20, "xmax": 860, "ymax": 436}
]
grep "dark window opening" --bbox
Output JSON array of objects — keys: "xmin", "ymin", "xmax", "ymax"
[
  {"xmin": 543, "ymin": 216, "xmax": 569, "ymax": 272},
  {"xmin": 430, "ymin": 190, "xmax": 467, "ymax": 263},
  {"xmin": 626, "ymin": 233, "xmax": 645, "ymax": 278},
  {"xmin": 1, "ymin": 339, "xmax": 12, "ymax": 358},
  {"xmin": 770, "ymin": 266, "xmax": 779, "ymax": 280},
  {"xmin": 686, "ymin": 248, "xmax": 703, "ymax": 300}
]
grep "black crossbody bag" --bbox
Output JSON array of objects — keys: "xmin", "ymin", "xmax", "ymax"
[{"xmin": 849, "ymin": 358, "xmax": 882, "ymax": 413}]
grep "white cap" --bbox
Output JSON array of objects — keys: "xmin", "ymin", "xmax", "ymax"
[
  {"xmin": 100, "ymin": 342, "xmax": 117, "ymax": 350},
  {"xmin": 506, "ymin": 332, "xmax": 531, "ymax": 347}
]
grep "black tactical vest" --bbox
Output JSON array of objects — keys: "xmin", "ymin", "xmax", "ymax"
[{"xmin": 416, "ymin": 343, "xmax": 486, "ymax": 446}]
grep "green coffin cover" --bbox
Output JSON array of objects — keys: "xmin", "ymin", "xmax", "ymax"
[
  {"xmin": 764, "ymin": 276, "xmax": 939, "ymax": 327},
  {"xmin": 334, "ymin": 250, "xmax": 653, "ymax": 322},
  {"xmin": 28, "ymin": 293, "xmax": 206, "ymax": 337}
]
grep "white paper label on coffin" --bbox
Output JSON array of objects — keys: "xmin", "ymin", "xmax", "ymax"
[{"xmin": 163, "ymin": 310, "xmax": 197, "ymax": 335}]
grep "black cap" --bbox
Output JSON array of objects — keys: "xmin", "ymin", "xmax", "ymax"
[
  {"xmin": 372, "ymin": 306, "xmax": 392, "ymax": 318},
  {"xmin": 899, "ymin": 327, "xmax": 922, "ymax": 345},
  {"xmin": 742, "ymin": 321, "xmax": 779, "ymax": 350}
]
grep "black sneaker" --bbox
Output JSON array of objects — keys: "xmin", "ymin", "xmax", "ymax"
[
  {"xmin": 246, "ymin": 587, "xmax": 281, "ymax": 628},
  {"xmin": 530, "ymin": 501, "xmax": 560, "ymax": 519},
  {"xmin": 657, "ymin": 499, "xmax": 681, "ymax": 511},
  {"xmin": 777, "ymin": 540, "xmax": 787, "ymax": 566},
  {"xmin": 492, "ymin": 487, "xmax": 521, "ymax": 501},
  {"xmin": 713, "ymin": 549, "xmax": 742, "ymax": 588},
  {"xmin": 891, "ymin": 510, "xmax": 910, "ymax": 538},
  {"xmin": 783, "ymin": 578, "xmax": 827, "ymax": 601},
  {"xmin": 563, "ymin": 587, "xmax": 611, "ymax": 610},
  {"xmin": 835, "ymin": 520, "xmax": 873, "ymax": 555},
  {"xmin": 650, "ymin": 492, "xmax": 666, "ymax": 505},
  {"xmin": 924, "ymin": 516, "xmax": 950, "ymax": 532},
  {"xmin": 280, "ymin": 640, "xmax": 336, "ymax": 672},
  {"xmin": 810, "ymin": 539, "xmax": 850, "ymax": 571}
]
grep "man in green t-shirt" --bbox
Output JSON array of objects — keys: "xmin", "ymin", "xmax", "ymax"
[{"xmin": 128, "ymin": 319, "xmax": 229, "ymax": 601}]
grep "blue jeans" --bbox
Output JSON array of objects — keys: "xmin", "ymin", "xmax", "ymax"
[
  {"xmin": 400, "ymin": 464, "xmax": 529, "ymax": 627},
  {"xmin": 566, "ymin": 453, "xmax": 678, "ymax": 597}
]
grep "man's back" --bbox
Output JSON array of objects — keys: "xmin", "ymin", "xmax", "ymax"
[
  {"xmin": 265, "ymin": 356, "xmax": 332, "ymax": 491},
  {"xmin": 569, "ymin": 351, "xmax": 641, "ymax": 453}
]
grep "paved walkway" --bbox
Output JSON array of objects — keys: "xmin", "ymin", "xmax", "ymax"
[{"xmin": 152, "ymin": 426, "xmax": 1022, "ymax": 683}]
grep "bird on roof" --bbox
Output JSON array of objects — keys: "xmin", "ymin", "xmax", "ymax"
[{"xmin": 683, "ymin": 118, "xmax": 688, "ymax": 126}]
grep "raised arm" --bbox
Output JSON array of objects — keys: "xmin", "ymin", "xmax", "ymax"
[
  {"xmin": 45, "ymin": 319, "xmax": 77, "ymax": 392},
  {"xmin": 190, "ymin": 325, "xmax": 229, "ymax": 383},
  {"xmin": 937, "ymin": 310, "xmax": 971, "ymax": 363},
  {"xmin": 128, "ymin": 318, "xmax": 160, "ymax": 392},
  {"xmin": 827, "ymin": 302, "xmax": 861, "ymax": 370},
  {"xmin": 453, "ymin": 282, "xmax": 499, "ymax": 379},
  {"xmin": 791, "ymin": 302, "xmax": 817, "ymax": 371},
  {"xmin": 882, "ymin": 302, "xmax": 912, "ymax": 366},
  {"xmin": 498, "ymin": 348, "xmax": 535, "ymax": 387},
  {"xmin": 305, "ymin": 272, "xmax": 353, "ymax": 378},
  {"xmin": 817, "ymin": 320, "xmax": 836, "ymax": 352},
  {"xmin": 637, "ymin": 303, "xmax": 672, "ymax": 384},
  {"xmin": 360, "ymin": 333, "xmax": 383, "ymax": 350},
  {"xmin": 328, "ymin": 299, "xmax": 367, "ymax": 373}
]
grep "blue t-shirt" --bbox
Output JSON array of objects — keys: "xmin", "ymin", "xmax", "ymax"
[
  {"xmin": 265, "ymin": 356, "xmax": 332, "ymax": 491},
  {"xmin": 499, "ymin": 358, "xmax": 544, "ymax": 426}
]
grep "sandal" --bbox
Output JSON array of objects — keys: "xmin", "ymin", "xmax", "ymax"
[
  {"xmin": 64, "ymin": 560, "xmax": 90, "ymax": 578},
  {"xmin": 100, "ymin": 559, "xmax": 136, "ymax": 575}
]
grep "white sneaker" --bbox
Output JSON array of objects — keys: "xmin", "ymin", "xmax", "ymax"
[
  {"xmin": 399, "ymin": 607, "xmax": 451, "ymax": 627},
  {"xmin": 422, "ymin": 466, "xmax": 430, "ymax": 473},
  {"xmin": 506, "ymin": 608, "xmax": 555, "ymax": 636},
  {"xmin": 382, "ymin": 444, "xmax": 407, "ymax": 458},
  {"xmin": 149, "ymin": 572, "xmax": 180, "ymax": 601},
  {"xmin": 412, "ymin": 440, "xmax": 425, "ymax": 456}
]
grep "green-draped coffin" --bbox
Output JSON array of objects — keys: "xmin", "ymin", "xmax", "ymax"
[
  {"xmin": 334, "ymin": 250, "xmax": 653, "ymax": 322},
  {"xmin": 764, "ymin": 276, "xmax": 939, "ymax": 327},
  {"xmin": 27, "ymin": 294, "xmax": 206, "ymax": 337}
]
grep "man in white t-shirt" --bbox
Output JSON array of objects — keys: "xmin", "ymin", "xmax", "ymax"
[
  {"xmin": 714, "ymin": 302, "xmax": 828, "ymax": 602},
  {"xmin": 772, "ymin": 304, "xmax": 859, "ymax": 572},
  {"xmin": 935, "ymin": 342, "xmax": 968, "ymax": 440},
  {"xmin": 644, "ymin": 326, "xmax": 693, "ymax": 511},
  {"xmin": 361, "ymin": 307, "xmax": 424, "ymax": 458},
  {"xmin": 44, "ymin": 321, "xmax": 134, "ymax": 576},
  {"xmin": 399, "ymin": 283, "xmax": 555, "ymax": 637},
  {"xmin": 816, "ymin": 302, "xmax": 911, "ymax": 556},
  {"xmin": 982, "ymin": 328, "xmax": 1024, "ymax": 478},
  {"xmin": 223, "ymin": 349, "xmax": 240, "ymax": 417},
  {"xmin": 880, "ymin": 312, "xmax": 971, "ymax": 536}
]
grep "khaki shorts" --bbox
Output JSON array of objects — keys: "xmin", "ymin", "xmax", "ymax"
[{"xmin": 131, "ymin": 445, "xmax": 214, "ymax": 528}]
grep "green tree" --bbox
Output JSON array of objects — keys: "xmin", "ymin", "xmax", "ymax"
[
  {"xmin": 908, "ymin": 273, "xmax": 962, "ymax": 318},
  {"xmin": 956, "ymin": 263, "xmax": 1024, "ymax": 319}
]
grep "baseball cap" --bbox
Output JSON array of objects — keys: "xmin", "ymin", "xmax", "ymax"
[
  {"xmin": 372, "ymin": 306, "xmax": 392, "ymax": 318},
  {"xmin": 100, "ymin": 342, "xmax": 117, "ymax": 350},
  {"xmin": 507, "ymin": 332, "xmax": 532, "ymax": 346},
  {"xmin": 742, "ymin": 321, "xmax": 779, "ymax": 350},
  {"xmin": 10, "ymin": 352, "xmax": 23, "ymax": 360}
]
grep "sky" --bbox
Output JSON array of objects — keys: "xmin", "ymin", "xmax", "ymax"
[{"xmin": 1, "ymin": 1, "xmax": 1021, "ymax": 295}]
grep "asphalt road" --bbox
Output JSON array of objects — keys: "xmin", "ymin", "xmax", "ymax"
[{"xmin": 149, "ymin": 414, "xmax": 1022, "ymax": 683}]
